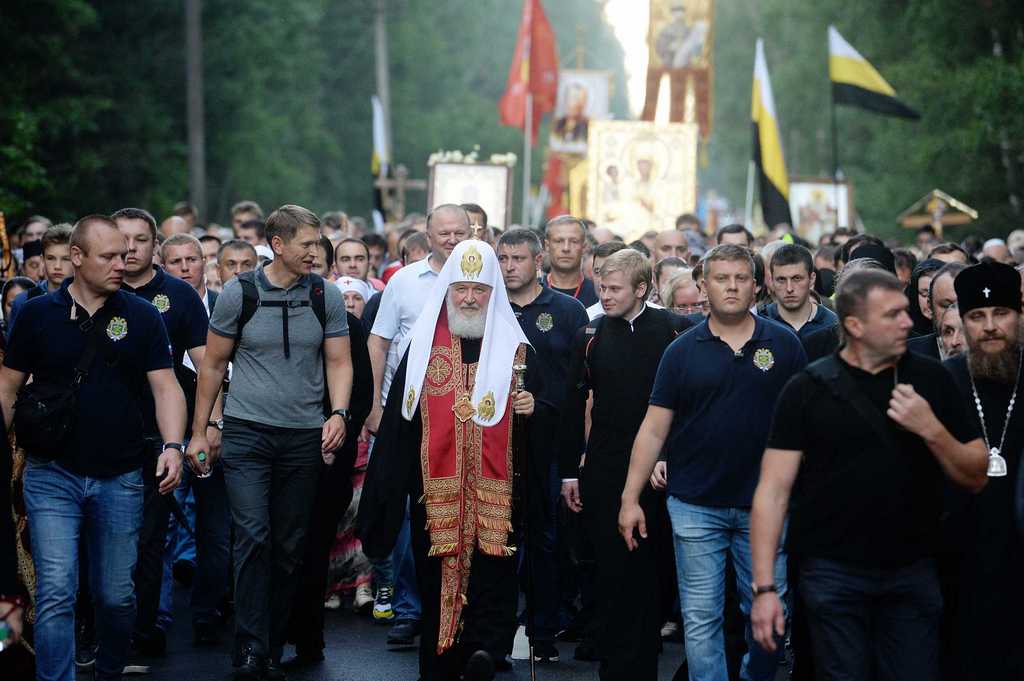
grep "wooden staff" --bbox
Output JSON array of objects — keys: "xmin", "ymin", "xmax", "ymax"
[{"xmin": 511, "ymin": 362, "xmax": 537, "ymax": 681}]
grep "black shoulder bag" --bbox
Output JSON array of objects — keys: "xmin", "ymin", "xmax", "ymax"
[{"xmin": 14, "ymin": 311, "xmax": 110, "ymax": 462}]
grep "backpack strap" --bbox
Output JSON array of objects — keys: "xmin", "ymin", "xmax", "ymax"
[
  {"xmin": 308, "ymin": 273, "xmax": 326, "ymax": 331},
  {"xmin": 233, "ymin": 271, "xmax": 327, "ymax": 361},
  {"xmin": 232, "ymin": 271, "xmax": 260, "ymax": 360}
]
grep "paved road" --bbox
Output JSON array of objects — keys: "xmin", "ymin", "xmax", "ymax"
[{"xmin": 110, "ymin": 584, "xmax": 687, "ymax": 681}]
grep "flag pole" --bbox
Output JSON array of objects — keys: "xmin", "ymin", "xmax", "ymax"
[
  {"xmin": 522, "ymin": 93, "xmax": 533, "ymax": 227},
  {"xmin": 830, "ymin": 89, "xmax": 840, "ymax": 229},
  {"xmin": 744, "ymin": 159, "xmax": 755, "ymax": 229}
]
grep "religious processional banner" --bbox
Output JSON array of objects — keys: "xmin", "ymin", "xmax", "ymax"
[{"xmin": 641, "ymin": 0, "xmax": 715, "ymax": 141}]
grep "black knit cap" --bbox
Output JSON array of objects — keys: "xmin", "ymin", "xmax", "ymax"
[
  {"xmin": 22, "ymin": 240, "xmax": 44, "ymax": 259},
  {"xmin": 849, "ymin": 243, "xmax": 896, "ymax": 274},
  {"xmin": 954, "ymin": 261, "xmax": 1022, "ymax": 316}
]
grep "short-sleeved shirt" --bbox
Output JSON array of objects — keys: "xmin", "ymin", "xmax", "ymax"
[
  {"xmin": 767, "ymin": 352, "xmax": 979, "ymax": 568},
  {"xmin": 511, "ymin": 286, "xmax": 589, "ymax": 411},
  {"xmin": 123, "ymin": 267, "xmax": 209, "ymax": 433},
  {"xmin": 762, "ymin": 302, "xmax": 838, "ymax": 341},
  {"xmin": 370, "ymin": 257, "xmax": 441, "ymax": 396},
  {"xmin": 5, "ymin": 281, "xmax": 173, "ymax": 477},
  {"xmin": 650, "ymin": 315, "xmax": 807, "ymax": 507},
  {"xmin": 210, "ymin": 263, "xmax": 348, "ymax": 429}
]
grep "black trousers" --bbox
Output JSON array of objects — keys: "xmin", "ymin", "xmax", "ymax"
[
  {"xmin": 134, "ymin": 445, "xmax": 169, "ymax": 639},
  {"xmin": 411, "ymin": 504, "xmax": 518, "ymax": 681},
  {"xmin": 221, "ymin": 417, "xmax": 322, "ymax": 662},
  {"xmin": 799, "ymin": 557, "xmax": 942, "ymax": 681},
  {"xmin": 287, "ymin": 446, "xmax": 356, "ymax": 655},
  {"xmin": 581, "ymin": 462, "xmax": 660, "ymax": 681}
]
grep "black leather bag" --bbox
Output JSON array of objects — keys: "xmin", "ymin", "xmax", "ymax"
[{"xmin": 14, "ymin": 312, "xmax": 108, "ymax": 461}]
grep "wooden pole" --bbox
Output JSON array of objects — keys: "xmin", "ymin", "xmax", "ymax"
[{"xmin": 185, "ymin": 0, "xmax": 206, "ymax": 221}]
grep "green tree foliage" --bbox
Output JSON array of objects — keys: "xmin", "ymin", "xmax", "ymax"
[
  {"xmin": 1, "ymin": 0, "xmax": 625, "ymax": 227},
  {"xmin": 6, "ymin": 1, "xmax": 1018, "ymax": 241},
  {"xmin": 705, "ymin": 0, "xmax": 1024, "ymax": 240}
]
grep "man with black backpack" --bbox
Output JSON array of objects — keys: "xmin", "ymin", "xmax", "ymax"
[
  {"xmin": 561, "ymin": 248, "xmax": 693, "ymax": 680},
  {"xmin": 188, "ymin": 204, "xmax": 353, "ymax": 681},
  {"xmin": 0, "ymin": 214, "xmax": 186, "ymax": 681}
]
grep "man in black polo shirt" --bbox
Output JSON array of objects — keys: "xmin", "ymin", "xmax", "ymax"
[
  {"xmin": 749, "ymin": 269, "xmax": 987, "ymax": 681},
  {"xmin": 497, "ymin": 228, "xmax": 589, "ymax": 663},
  {"xmin": 111, "ymin": 207, "xmax": 225, "ymax": 654},
  {"xmin": 942, "ymin": 262, "xmax": 1024, "ymax": 680},
  {"xmin": 620, "ymin": 244, "xmax": 806, "ymax": 681},
  {"xmin": 0, "ymin": 215, "xmax": 186, "ymax": 681}
]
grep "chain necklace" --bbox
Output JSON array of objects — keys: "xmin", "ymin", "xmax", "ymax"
[{"xmin": 968, "ymin": 348, "xmax": 1022, "ymax": 478}]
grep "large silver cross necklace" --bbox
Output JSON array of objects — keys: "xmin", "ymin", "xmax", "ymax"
[{"xmin": 969, "ymin": 349, "xmax": 1022, "ymax": 478}]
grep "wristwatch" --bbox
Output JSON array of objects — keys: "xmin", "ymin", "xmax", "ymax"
[
  {"xmin": 162, "ymin": 442, "xmax": 184, "ymax": 455},
  {"xmin": 207, "ymin": 419, "xmax": 224, "ymax": 431},
  {"xmin": 752, "ymin": 583, "xmax": 777, "ymax": 598},
  {"xmin": 331, "ymin": 408, "xmax": 351, "ymax": 423}
]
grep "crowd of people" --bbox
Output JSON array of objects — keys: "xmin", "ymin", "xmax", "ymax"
[{"xmin": 0, "ymin": 200, "xmax": 1022, "ymax": 681}]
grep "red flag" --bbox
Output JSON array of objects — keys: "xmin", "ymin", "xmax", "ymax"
[
  {"xmin": 542, "ymin": 153, "xmax": 565, "ymax": 219},
  {"xmin": 498, "ymin": 0, "xmax": 559, "ymax": 145}
]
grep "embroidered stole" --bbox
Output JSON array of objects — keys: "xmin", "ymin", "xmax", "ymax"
[{"xmin": 419, "ymin": 307, "xmax": 522, "ymax": 653}]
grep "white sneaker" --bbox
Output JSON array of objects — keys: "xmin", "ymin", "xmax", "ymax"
[
  {"xmin": 324, "ymin": 593, "xmax": 342, "ymax": 611},
  {"xmin": 354, "ymin": 584, "xmax": 374, "ymax": 613}
]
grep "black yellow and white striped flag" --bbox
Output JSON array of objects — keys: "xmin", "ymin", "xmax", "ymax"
[
  {"xmin": 829, "ymin": 26, "xmax": 919, "ymax": 119},
  {"xmin": 752, "ymin": 39, "xmax": 792, "ymax": 228}
]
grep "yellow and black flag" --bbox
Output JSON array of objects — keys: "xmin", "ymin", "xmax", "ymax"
[
  {"xmin": 829, "ymin": 26, "xmax": 919, "ymax": 119},
  {"xmin": 752, "ymin": 39, "xmax": 792, "ymax": 228}
]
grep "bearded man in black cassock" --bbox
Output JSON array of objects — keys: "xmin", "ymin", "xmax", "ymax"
[
  {"xmin": 359, "ymin": 240, "xmax": 545, "ymax": 681},
  {"xmin": 942, "ymin": 261, "xmax": 1024, "ymax": 681}
]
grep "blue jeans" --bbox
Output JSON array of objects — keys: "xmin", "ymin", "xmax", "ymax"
[
  {"xmin": 391, "ymin": 501, "xmax": 422, "ymax": 621},
  {"xmin": 24, "ymin": 460, "xmax": 143, "ymax": 681},
  {"xmin": 157, "ymin": 463, "xmax": 231, "ymax": 630},
  {"xmin": 666, "ymin": 497, "xmax": 788, "ymax": 681}
]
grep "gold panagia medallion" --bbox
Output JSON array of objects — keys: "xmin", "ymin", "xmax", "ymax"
[{"xmin": 453, "ymin": 393, "xmax": 476, "ymax": 423}]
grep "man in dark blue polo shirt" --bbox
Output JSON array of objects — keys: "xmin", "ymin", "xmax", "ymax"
[
  {"xmin": 112, "ymin": 207, "xmax": 229, "ymax": 653},
  {"xmin": 620, "ymin": 244, "xmax": 806, "ymax": 681},
  {"xmin": 498, "ymin": 228, "xmax": 589, "ymax": 662},
  {"xmin": 762, "ymin": 244, "xmax": 837, "ymax": 343},
  {"xmin": 0, "ymin": 215, "xmax": 186, "ymax": 681},
  {"xmin": 112, "ymin": 206, "xmax": 228, "ymax": 655}
]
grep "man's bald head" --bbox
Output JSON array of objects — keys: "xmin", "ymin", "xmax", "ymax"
[
  {"xmin": 161, "ymin": 215, "xmax": 189, "ymax": 238},
  {"xmin": 654, "ymin": 229, "xmax": 689, "ymax": 263}
]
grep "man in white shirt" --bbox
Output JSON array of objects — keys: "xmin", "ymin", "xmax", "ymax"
[{"xmin": 366, "ymin": 205, "xmax": 473, "ymax": 431}]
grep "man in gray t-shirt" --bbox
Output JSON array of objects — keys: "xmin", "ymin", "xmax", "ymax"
[
  {"xmin": 210, "ymin": 263, "xmax": 348, "ymax": 428},
  {"xmin": 188, "ymin": 205, "xmax": 353, "ymax": 675}
]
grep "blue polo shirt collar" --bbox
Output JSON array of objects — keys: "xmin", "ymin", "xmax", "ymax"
[
  {"xmin": 53, "ymin": 278, "xmax": 128, "ymax": 319},
  {"xmin": 125, "ymin": 265, "xmax": 166, "ymax": 296},
  {"xmin": 255, "ymin": 262, "xmax": 310, "ymax": 291},
  {"xmin": 694, "ymin": 313, "xmax": 770, "ymax": 343},
  {"xmin": 520, "ymin": 285, "xmax": 554, "ymax": 309}
]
